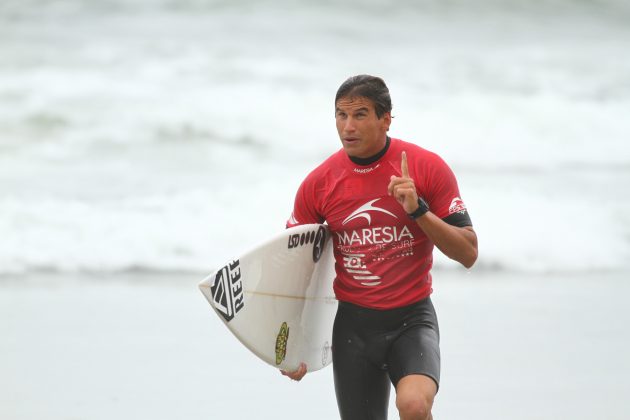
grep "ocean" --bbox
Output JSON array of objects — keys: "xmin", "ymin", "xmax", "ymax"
[{"xmin": 2, "ymin": 0, "xmax": 629, "ymax": 277}]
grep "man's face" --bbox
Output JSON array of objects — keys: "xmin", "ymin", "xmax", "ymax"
[{"xmin": 335, "ymin": 96, "xmax": 391, "ymax": 159}]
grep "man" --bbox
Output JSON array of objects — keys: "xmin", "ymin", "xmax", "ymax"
[{"xmin": 282, "ymin": 75, "xmax": 478, "ymax": 420}]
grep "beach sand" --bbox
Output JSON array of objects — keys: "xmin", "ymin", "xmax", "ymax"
[{"xmin": 1, "ymin": 270, "xmax": 629, "ymax": 420}]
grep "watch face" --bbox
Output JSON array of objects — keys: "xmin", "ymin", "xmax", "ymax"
[{"xmin": 408, "ymin": 198, "xmax": 429, "ymax": 219}]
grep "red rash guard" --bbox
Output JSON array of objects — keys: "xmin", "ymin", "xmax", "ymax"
[{"xmin": 287, "ymin": 138, "xmax": 471, "ymax": 310}]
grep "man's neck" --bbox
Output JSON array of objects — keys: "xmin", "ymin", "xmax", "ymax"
[{"xmin": 349, "ymin": 136, "xmax": 391, "ymax": 166}]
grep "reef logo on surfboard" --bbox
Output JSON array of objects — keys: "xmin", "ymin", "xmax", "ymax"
[{"xmin": 210, "ymin": 260, "xmax": 245, "ymax": 322}]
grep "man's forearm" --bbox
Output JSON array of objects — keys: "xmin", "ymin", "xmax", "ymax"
[{"xmin": 415, "ymin": 212, "xmax": 478, "ymax": 268}]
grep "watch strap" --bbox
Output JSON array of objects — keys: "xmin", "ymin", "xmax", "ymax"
[{"xmin": 407, "ymin": 197, "xmax": 429, "ymax": 220}]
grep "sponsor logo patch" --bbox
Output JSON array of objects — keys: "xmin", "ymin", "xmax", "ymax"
[
  {"xmin": 336, "ymin": 225, "xmax": 413, "ymax": 247},
  {"xmin": 288, "ymin": 229, "xmax": 316, "ymax": 249},
  {"xmin": 210, "ymin": 260, "xmax": 244, "ymax": 322},
  {"xmin": 336, "ymin": 199, "xmax": 415, "ymax": 285},
  {"xmin": 288, "ymin": 226, "xmax": 327, "ymax": 263},
  {"xmin": 275, "ymin": 322, "xmax": 290, "ymax": 365},
  {"xmin": 448, "ymin": 197, "xmax": 467, "ymax": 214},
  {"xmin": 353, "ymin": 164, "xmax": 380, "ymax": 174}
]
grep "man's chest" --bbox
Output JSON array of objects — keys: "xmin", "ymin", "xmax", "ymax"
[{"xmin": 321, "ymin": 175, "xmax": 407, "ymax": 232}]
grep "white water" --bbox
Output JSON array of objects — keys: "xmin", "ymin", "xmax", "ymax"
[{"xmin": 1, "ymin": 0, "xmax": 629, "ymax": 276}]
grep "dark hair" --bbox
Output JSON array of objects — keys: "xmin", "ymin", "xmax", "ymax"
[{"xmin": 335, "ymin": 75, "xmax": 392, "ymax": 118}]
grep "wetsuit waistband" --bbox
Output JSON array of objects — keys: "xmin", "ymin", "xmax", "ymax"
[{"xmin": 337, "ymin": 297, "xmax": 433, "ymax": 326}]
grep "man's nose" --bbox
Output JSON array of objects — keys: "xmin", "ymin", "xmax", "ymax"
[{"xmin": 343, "ymin": 117, "xmax": 356, "ymax": 133}]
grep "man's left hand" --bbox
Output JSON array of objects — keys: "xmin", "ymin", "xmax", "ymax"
[
  {"xmin": 387, "ymin": 151, "xmax": 419, "ymax": 214},
  {"xmin": 280, "ymin": 362, "xmax": 307, "ymax": 381}
]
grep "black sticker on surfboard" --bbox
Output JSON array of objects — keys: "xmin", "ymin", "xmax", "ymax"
[
  {"xmin": 210, "ymin": 260, "xmax": 245, "ymax": 322},
  {"xmin": 313, "ymin": 226, "xmax": 326, "ymax": 262}
]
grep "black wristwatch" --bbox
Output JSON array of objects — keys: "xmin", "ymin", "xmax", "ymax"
[{"xmin": 407, "ymin": 197, "xmax": 430, "ymax": 220}]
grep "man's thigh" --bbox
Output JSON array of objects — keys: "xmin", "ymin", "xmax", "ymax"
[
  {"xmin": 387, "ymin": 299, "xmax": 441, "ymax": 389},
  {"xmin": 332, "ymin": 310, "xmax": 391, "ymax": 420}
]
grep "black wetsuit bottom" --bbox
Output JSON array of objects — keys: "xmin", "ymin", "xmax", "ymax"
[{"xmin": 332, "ymin": 297, "xmax": 440, "ymax": 420}]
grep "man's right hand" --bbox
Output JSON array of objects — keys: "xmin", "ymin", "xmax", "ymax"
[{"xmin": 280, "ymin": 362, "xmax": 307, "ymax": 381}]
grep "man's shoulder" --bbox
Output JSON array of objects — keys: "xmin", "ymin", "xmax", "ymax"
[{"xmin": 390, "ymin": 138, "xmax": 446, "ymax": 165}]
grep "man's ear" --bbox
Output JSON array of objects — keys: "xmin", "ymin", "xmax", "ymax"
[{"xmin": 383, "ymin": 112, "xmax": 392, "ymax": 131}]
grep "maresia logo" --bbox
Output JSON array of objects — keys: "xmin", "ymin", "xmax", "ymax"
[
  {"xmin": 342, "ymin": 198, "xmax": 397, "ymax": 226},
  {"xmin": 210, "ymin": 260, "xmax": 244, "ymax": 322}
]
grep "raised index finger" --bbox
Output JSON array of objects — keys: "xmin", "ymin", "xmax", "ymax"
[{"xmin": 401, "ymin": 151, "xmax": 410, "ymax": 178}]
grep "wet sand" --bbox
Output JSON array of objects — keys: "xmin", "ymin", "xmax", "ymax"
[{"xmin": 1, "ymin": 270, "xmax": 628, "ymax": 420}]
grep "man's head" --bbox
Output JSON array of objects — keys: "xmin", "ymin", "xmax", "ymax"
[
  {"xmin": 334, "ymin": 75, "xmax": 392, "ymax": 159},
  {"xmin": 335, "ymin": 75, "xmax": 392, "ymax": 118}
]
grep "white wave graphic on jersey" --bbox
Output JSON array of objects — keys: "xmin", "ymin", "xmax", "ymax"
[{"xmin": 342, "ymin": 198, "xmax": 397, "ymax": 226}]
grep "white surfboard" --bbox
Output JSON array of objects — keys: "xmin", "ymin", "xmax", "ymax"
[{"xmin": 199, "ymin": 224, "xmax": 337, "ymax": 372}]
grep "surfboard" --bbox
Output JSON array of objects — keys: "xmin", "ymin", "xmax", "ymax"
[{"xmin": 199, "ymin": 224, "xmax": 337, "ymax": 372}]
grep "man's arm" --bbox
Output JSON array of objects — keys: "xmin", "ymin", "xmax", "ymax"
[
  {"xmin": 413, "ymin": 213, "xmax": 477, "ymax": 268},
  {"xmin": 388, "ymin": 151, "xmax": 478, "ymax": 269}
]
